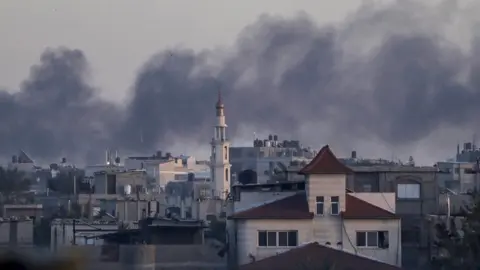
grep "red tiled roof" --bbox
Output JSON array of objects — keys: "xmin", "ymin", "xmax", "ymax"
[
  {"xmin": 228, "ymin": 193, "xmax": 313, "ymax": 220},
  {"xmin": 342, "ymin": 194, "xmax": 398, "ymax": 219},
  {"xmin": 240, "ymin": 242, "xmax": 402, "ymax": 270},
  {"xmin": 299, "ymin": 145, "xmax": 353, "ymax": 174}
]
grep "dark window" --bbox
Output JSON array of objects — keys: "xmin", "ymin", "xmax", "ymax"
[
  {"xmin": 258, "ymin": 231, "xmax": 267, "ymax": 246},
  {"xmin": 331, "ymin": 196, "xmax": 339, "ymax": 215},
  {"xmin": 106, "ymin": 174, "xmax": 117, "ymax": 194},
  {"xmin": 287, "ymin": 231, "xmax": 298, "ymax": 246},
  {"xmin": 401, "ymin": 228, "xmax": 420, "ymax": 244},
  {"xmin": 225, "ymin": 169, "xmax": 229, "ymax": 182},
  {"xmin": 378, "ymin": 231, "xmax": 389, "ymax": 248},
  {"xmin": 267, "ymin": 231, "xmax": 276, "ymax": 246},
  {"xmin": 316, "ymin": 196, "xmax": 324, "ymax": 215},
  {"xmin": 278, "ymin": 232, "xmax": 288, "ymax": 246},
  {"xmin": 260, "ymin": 231, "xmax": 298, "ymax": 247},
  {"xmin": 224, "ymin": 146, "xmax": 228, "ymax": 160},
  {"xmin": 367, "ymin": 232, "xmax": 378, "ymax": 247},
  {"xmin": 356, "ymin": 231, "xmax": 389, "ymax": 248},
  {"xmin": 356, "ymin": 232, "xmax": 366, "ymax": 247},
  {"xmin": 454, "ymin": 168, "xmax": 460, "ymax": 174}
]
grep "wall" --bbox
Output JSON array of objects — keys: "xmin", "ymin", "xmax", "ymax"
[
  {"xmin": 236, "ymin": 219, "xmax": 312, "ymax": 265},
  {"xmin": 0, "ymin": 220, "xmax": 34, "ymax": 246},
  {"xmin": 307, "ymin": 174, "xmax": 345, "ymax": 245},
  {"xmin": 342, "ymin": 219, "xmax": 402, "ymax": 267}
]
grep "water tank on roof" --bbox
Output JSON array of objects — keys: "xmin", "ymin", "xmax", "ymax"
[
  {"xmin": 273, "ymin": 135, "xmax": 278, "ymax": 141},
  {"xmin": 124, "ymin": 184, "xmax": 132, "ymax": 195},
  {"xmin": 268, "ymin": 134, "xmax": 273, "ymax": 140}
]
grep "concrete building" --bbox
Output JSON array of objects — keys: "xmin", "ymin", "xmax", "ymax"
[
  {"xmin": 227, "ymin": 146, "xmax": 401, "ymax": 268},
  {"xmin": 124, "ymin": 152, "xmax": 210, "ymax": 188},
  {"xmin": 94, "ymin": 170, "xmax": 148, "ymax": 196},
  {"xmin": 436, "ymin": 161, "xmax": 476, "ymax": 193},
  {"xmin": 343, "ymin": 154, "xmax": 439, "ymax": 269},
  {"xmin": 229, "ymin": 135, "xmax": 315, "ymax": 185},
  {"xmin": 210, "ymin": 91, "xmax": 231, "ymax": 199}
]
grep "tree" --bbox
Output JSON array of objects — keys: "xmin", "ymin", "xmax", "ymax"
[
  {"xmin": 0, "ymin": 167, "xmax": 31, "ymax": 204},
  {"xmin": 432, "ymin": 192, "xmax": 480, "ymax": 269}
]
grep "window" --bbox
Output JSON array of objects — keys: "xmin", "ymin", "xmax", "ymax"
[
  {"xmin": 224, "ymin": 146, "xmax": 228, "ymax": 160},
  {"xmin": 258, "ymin": 231, "xmax": 298, "ymax": 247},
  {"xmin": 331, "ymin": 196, "xmax": 339, "ymax": 215},
  {"xmin": 454, "ymin": 167, "xmax": 460, "ymax": 174},
  {"xmin": 316, "ymin": 196, "xmax": 324, "ymax": 215},
  {"xmin": 362, "ymin": 184, "xmax": 372, "ymax": 192},
  {"xmin": 401, "ymin": 228, "xmax": 420, "ymax": 244},
  {"xmin": 397, "ymin": 183, "xmax": 420, "ymax": 199},
  {"xmin": 225, "ymin": 168, "xmax": 229, "ymax": 182},
  {"xmin": 356, "ymin": 231, "xmax": 389, "ymax": 248}
]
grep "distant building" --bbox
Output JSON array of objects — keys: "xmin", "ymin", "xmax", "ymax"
[
  {"xmin": 229, "ymin": 135, "xmax": 315, "ymax": 185},
  {"xmin": 125, "ymin": 151, "xmax": 209, "ymax": 188},
  {"xmin": 8, "ymin": 150, "xmax": 35, "ymax": 172}
]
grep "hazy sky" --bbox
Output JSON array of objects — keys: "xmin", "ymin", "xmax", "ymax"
[
  {"xmin": 3, "ymin": 0, "xmax": 480, "ymax": 166},
  {"xmin": 0, "ymin": 0, "xmax": 365, "ymax": 102}
]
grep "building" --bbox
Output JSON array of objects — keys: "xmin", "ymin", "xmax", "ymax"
[
  {"xmin": 229, "ymin": 135, "xmax": 315, "ymax": 185},
  {"xmin": 125, "ymin": 151, "xmax": 209, "ymax": 188},
  {"xmin": 8, "ymin": 150, "xmax": 35, "ymax": 172},
  {"xmin": 343, "ymin": 154, "xmax": 438, "ymax": 269},
  {"xmin": 436, "ymin": 161, "xmax": 476, "ymax": 193},
  {"xmin": 227, "ymin": 145, "xmax": 401, "ymax": 268},
  {"xmin": 210, "ymin": 91, "xmax": 231, "ymax": 199},
  {"xmin": 94, "ymin": 170, "xmax": 148, "ymax": 196}
]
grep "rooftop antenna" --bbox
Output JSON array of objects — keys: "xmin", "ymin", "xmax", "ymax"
[{"xmin": 473, "ymin": 133, "xmax": 477, "ymax": 151}]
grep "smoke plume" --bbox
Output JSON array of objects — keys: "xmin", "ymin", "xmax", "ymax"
[{"xmin": 2, "ymin": 0, "xmax": 480, "ymax": 163}]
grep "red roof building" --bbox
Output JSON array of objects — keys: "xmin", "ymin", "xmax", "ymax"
[{"xmin": 228, "ymin": 145, "xmax": 401, "ymax": 268}]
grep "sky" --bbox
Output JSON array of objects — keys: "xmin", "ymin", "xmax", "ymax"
[
  {"xmin": 1, "ymin": 0, "xmax": 480, "ymax": 166},
  {"xmin": 0, "ymin": 0, "xmax": 364, "ymax": 102}
]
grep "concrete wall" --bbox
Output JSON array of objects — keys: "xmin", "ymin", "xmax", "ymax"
[
  {"xmin": 307, "ymin": 174, "xmax": 346, "ymax": 245},
  {"xmin": 343, "ymin": 219, "xmax": 402, "ymax": 267},
  {"xmin": 0, "ymin": 220, "xmax": 33, "ymax": 246}
]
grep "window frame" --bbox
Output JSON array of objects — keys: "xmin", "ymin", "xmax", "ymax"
[
  {"xmin": 258, "ymin": 230, "xmax": 298, "ymax": 247},
  {"xmin": 356, "ymin": 231, "xmax": 389, "ymax": 249},
  {"xmin": 316, "ymin": 196, "xmax": 324, "ymax": 215},
  {"xmin": 330, "ymin": 196, "xmax": 340, "ymax": 215},
  {"xmin": 397, "ymin": 183, "xmax": 421, "ymax": 199}
]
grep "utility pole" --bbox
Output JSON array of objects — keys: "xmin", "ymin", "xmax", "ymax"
[
  {"xmin": 476, "ymin": 157, "xmax": 480, "ymax": 192},
  {"xmin": 72, "ymin": 219, "xmax": 76, "ymax": 245}
]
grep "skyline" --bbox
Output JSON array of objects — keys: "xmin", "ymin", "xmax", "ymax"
[{"xmin": 1, "ymin": 0, "xmax": 480, "ymax": 165}]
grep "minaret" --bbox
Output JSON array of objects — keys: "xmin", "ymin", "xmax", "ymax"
[{"xmin": 210, "ymin": 89, "xmax": 231, "ymax": 199}]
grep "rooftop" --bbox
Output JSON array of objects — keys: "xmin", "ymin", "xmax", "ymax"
[
  {"xmin": 229, "ymin": 192, "xmax": 313, "ymax": 220},
  {"xmin": 240, "ymin": 242, "xmax": 402, "ymax": 270},
  {"xmin": 229, "ymin": 192, "xmax": 396, "ymax": 220},
  {"xmin": 299, "ymin": 145, "xmax": 353, "ymax": 175}
]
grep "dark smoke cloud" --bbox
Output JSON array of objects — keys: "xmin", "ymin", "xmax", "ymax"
[
  {"xmin": 2, "ymin": 1, "xmax": 480, "ymax": 163},
  {"xmin": 0, "ymin": 48, "xmax": 118, "ymax": 163}
]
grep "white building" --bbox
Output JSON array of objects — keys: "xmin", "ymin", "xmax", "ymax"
[
  {"xmin": 227, "ymin": 145, "xmax": 401, "ymax": 268},
  {"xmin": 210, "ymin": 91, "xmax": 231, "ymax": 199}
]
